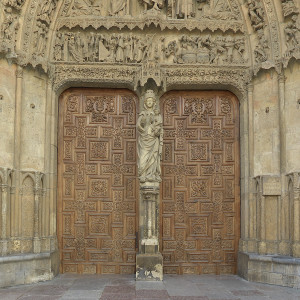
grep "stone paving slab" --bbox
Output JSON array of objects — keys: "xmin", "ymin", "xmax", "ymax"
[{"xmin": 0, "ymin": 274, "xmax": 299, "ymax": 300}]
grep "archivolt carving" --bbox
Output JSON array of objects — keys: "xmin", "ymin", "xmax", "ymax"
[
  {"xmin": 243, "ymin": 0, "xmax": 281, "ymax": 74},
  {"xmin": 0, "ymin": 1, "xmax": 25, "ymax": 56},
  {"xmin": 282, "ymin": 0, "xmax": 298, "ymax": 18},
  {"xmin": 282, "ymin": 3, "xmax": 300, "ymax": 67}
]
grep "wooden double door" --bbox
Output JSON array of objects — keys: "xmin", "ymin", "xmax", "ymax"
[{"xmin": 58, "ymin": 89, "xmax": 240, "ymax": 275}]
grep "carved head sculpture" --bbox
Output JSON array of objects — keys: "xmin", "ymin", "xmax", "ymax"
[{"xmin": 144, "ymin": 90, "xmax": 157, "ymax": 110}]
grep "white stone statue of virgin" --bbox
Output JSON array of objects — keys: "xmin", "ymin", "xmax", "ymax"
[{"xmin": 137, "ymin": 90, "xmax": 163, "ymax": 183}]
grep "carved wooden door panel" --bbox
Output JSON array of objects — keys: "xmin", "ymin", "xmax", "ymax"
[
  {"xmin": 58, "ymin": 89, "xmax": 138, "ymax": 274},
  {"xmin": 161, "ymin": 91, "xmax": 240, "ymax": 275}
]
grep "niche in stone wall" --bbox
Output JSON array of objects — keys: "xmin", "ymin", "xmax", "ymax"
[{"xmin": 21, "ymin": 176, "xmax": 35, "ymax": 252}]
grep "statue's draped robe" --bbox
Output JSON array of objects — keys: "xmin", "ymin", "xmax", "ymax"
[
  {"xmin": 137, "ymin": 110, "xmax": 162, "ymax": 182},
  {"xmin": 176, "ymin": 0, "xmax": 193, "ymax": 17},
  {"xmin": 110, "ymin": 0, "xmax": 126, "ymax": 16}
]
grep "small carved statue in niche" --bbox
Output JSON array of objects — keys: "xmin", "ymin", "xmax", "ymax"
[
  {"xmin": 246, "ymin": 0, "xmax": 265, "ymax": 31},
  {"xmin": 254, "ymin": 35, "xmax": 269, "ymax": 63},
  {"xmin": 282, "ymin": 0, "xmax": 298, "ymax": 18},
  {"xmin": 33, "ymin": 21, "xmax": 49, "ymax": 55},
  {"xmin": 284, "ymin": 14, "xmax": 300, "ymax": 51},
  {"xmin": 175, "ymin": 0, "xmax": 195, "ymax": 19},
  {"xmin": 38, "ymin": 0, "xmax": 57, "ymax": 24},
  {"xmin": 1, "ymin": 7, "xmax": 19, "ymax": 54},
  {"xmin": 140, "ymin": 0, "xmax": 165, "ymax": 11},
  {"xmin": 4, "ymin": 0, "xmax": 26, "ymax": 9},
  {"xmin": 68, "ymin": 0, "xmax": 102, "ymax": 16},
  {"xmin": 71, "ymin": 0, "xmax": 91, "ymax": 15},
  {"xmin": 137, "ymin": 90, "xmax": 163, "ymax": 183},
  {"xmin": 109, "ymin": 0, "xmax": 127, "ymax": 16},
  {"xmin": 54, "ymin": 32, "xmax": 64, "ymax": 61}
]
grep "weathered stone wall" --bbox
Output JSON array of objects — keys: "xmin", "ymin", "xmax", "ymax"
[
  {"xmin": 285, "ymin": 61, "xmax": 300, "ymax": 173},
  {"xmin": 0, "ymin": 60, "xmax": 16, "ymax": 168},
  {"xmin": 0, "ymin": 63, "xmax": 59, "ymax": 287},
  {"xmin": 20, "ymin": 69, "xmax": 47, "ymax": 171},
  {"xmin": 252, "ymin": 69, "xmax": 280, "ymax": 176},
  {"xmin": 238, "ymin": 60, "xmax": 300, "ymax": 288}
]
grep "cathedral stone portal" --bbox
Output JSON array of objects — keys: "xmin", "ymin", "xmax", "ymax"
[
  {"xmin": 0, "ymin": 0, "xmax": 300, "ymax": 289},
  {"xmin": 58, "ymin": 89, "xmax": 240, "ymax": 278}
]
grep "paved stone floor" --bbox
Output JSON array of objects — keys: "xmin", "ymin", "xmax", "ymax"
[{"xmin": 0, "ymin": 274, "xmax": 299, "ymax": 300}]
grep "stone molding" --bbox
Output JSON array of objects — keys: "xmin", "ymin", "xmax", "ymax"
[
  {"xmin": 56, "ymin": 17, "xmax": 244, "ymax": 33},
  {"xmin": 51, "ymin": 64, "xmax": 251, "ymax": 100}
]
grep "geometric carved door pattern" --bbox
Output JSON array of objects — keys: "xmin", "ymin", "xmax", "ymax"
[
  {"xmin": 58, "ymin": 89, "xmax": 138, "ymax": 274},
  {"xmin": 161, "ymin": 91, "xmax": 240, "ymax": 275}
]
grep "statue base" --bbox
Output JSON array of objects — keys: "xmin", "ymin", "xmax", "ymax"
[
  {"xmin": 136, "ymin": 253, "xmax": 163, "ymax": 281},
  {"xmin": 141, "ymin": 238, "xmax": 159, "ymax": 254}
]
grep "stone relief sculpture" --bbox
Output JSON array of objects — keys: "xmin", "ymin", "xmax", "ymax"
[
  {"xmin": 197, "ymin": 0, "xmax": 235, "ymax": 20},
  {"xmin": 0, "ymin": 7, "xmax": 19, "ymax": 55},
  {"xmin": 140, "ymin": 0, "xmax": 165, "ymax": 11},
  {"xmin": 284, "ymin": 14, "xmax": 300, "ymax": 52},
  {"xmin": 33, "ymin": 21, "xmax": 49, "ymax": 56},
  {"xmin": 67, "ymin": 0, "xmax": 102, "ymax": 16},
  {"xmin": 109, "ymin": 0, "xmax": 127, "ymax": 16},
  {"xmin": 3, "ymin": 0, "xmax": 26, "ymax": 9},
  {"xmin": 246, "ymin": 0, "xmax": 265, "ymax": 31},
  {"xmin": 281, "ymin": 0, "xmax": 298, "ymax": 17},
  {"xmin": 38, "ymin": 0, "xmax": 57, "ymax": 24},
  {"xmin": 53, "ymin": 31, "xmax": 247, "ymax": 65},
  {"xmin": 137, "ymin": 90, "xmax": 163, "ymax": 183},
  {"xmin": 175, "ymin": 0, "xmax": 195, "ymax": 19},
  {"xmin": 245, "ymin": 0, "xmax": 272, "ymax": 64}
]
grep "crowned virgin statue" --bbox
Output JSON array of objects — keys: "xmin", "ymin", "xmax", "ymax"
[{"xmin": 137, "ymin": 90, "xmax": 163, "ymax": 183}]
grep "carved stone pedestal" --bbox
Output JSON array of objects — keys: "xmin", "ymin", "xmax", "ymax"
[
  {"xmin": 136, "ymin": 253, "xmax": 163, "ymax": 281},
  {"xmin": 136, "ymin": 184, "xmax": 163, "ymax": 281}
]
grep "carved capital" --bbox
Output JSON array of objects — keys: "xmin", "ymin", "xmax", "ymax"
[{"xmin": 16, "ymin": 66, "xmax": 23, "ymax": 78}]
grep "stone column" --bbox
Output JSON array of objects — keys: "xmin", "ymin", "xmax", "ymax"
[
  {"xmin": 0, "ymin": 168, "xmax": 12, "ymax": 255},
  {"xmin": 33, "ymin": 173, "xmax": 42, "ymax": 254},
  {"xmin": 292, "ymin": 173, "xmax": 300, "ymax": 257},
  {"xmin": 136, "ymin": 90, "xmax": 163, "ymax": 281},
  {"xmin": 12, "ymin": 66, "xmax": 23, "ymax": 238}
]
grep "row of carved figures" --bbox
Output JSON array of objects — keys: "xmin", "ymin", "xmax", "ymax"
[
  {"xmin": 53, "ymin": 32, "xmax": 247, "ymax": 65},
  {"xmin": 64, "ymin": 0, "xmax": 236, "ymax": 20}
]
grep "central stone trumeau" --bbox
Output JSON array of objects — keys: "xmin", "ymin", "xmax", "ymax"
[{"xmin": 136, "ymin": 89, "xmax": 164, "ymax": 281}]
